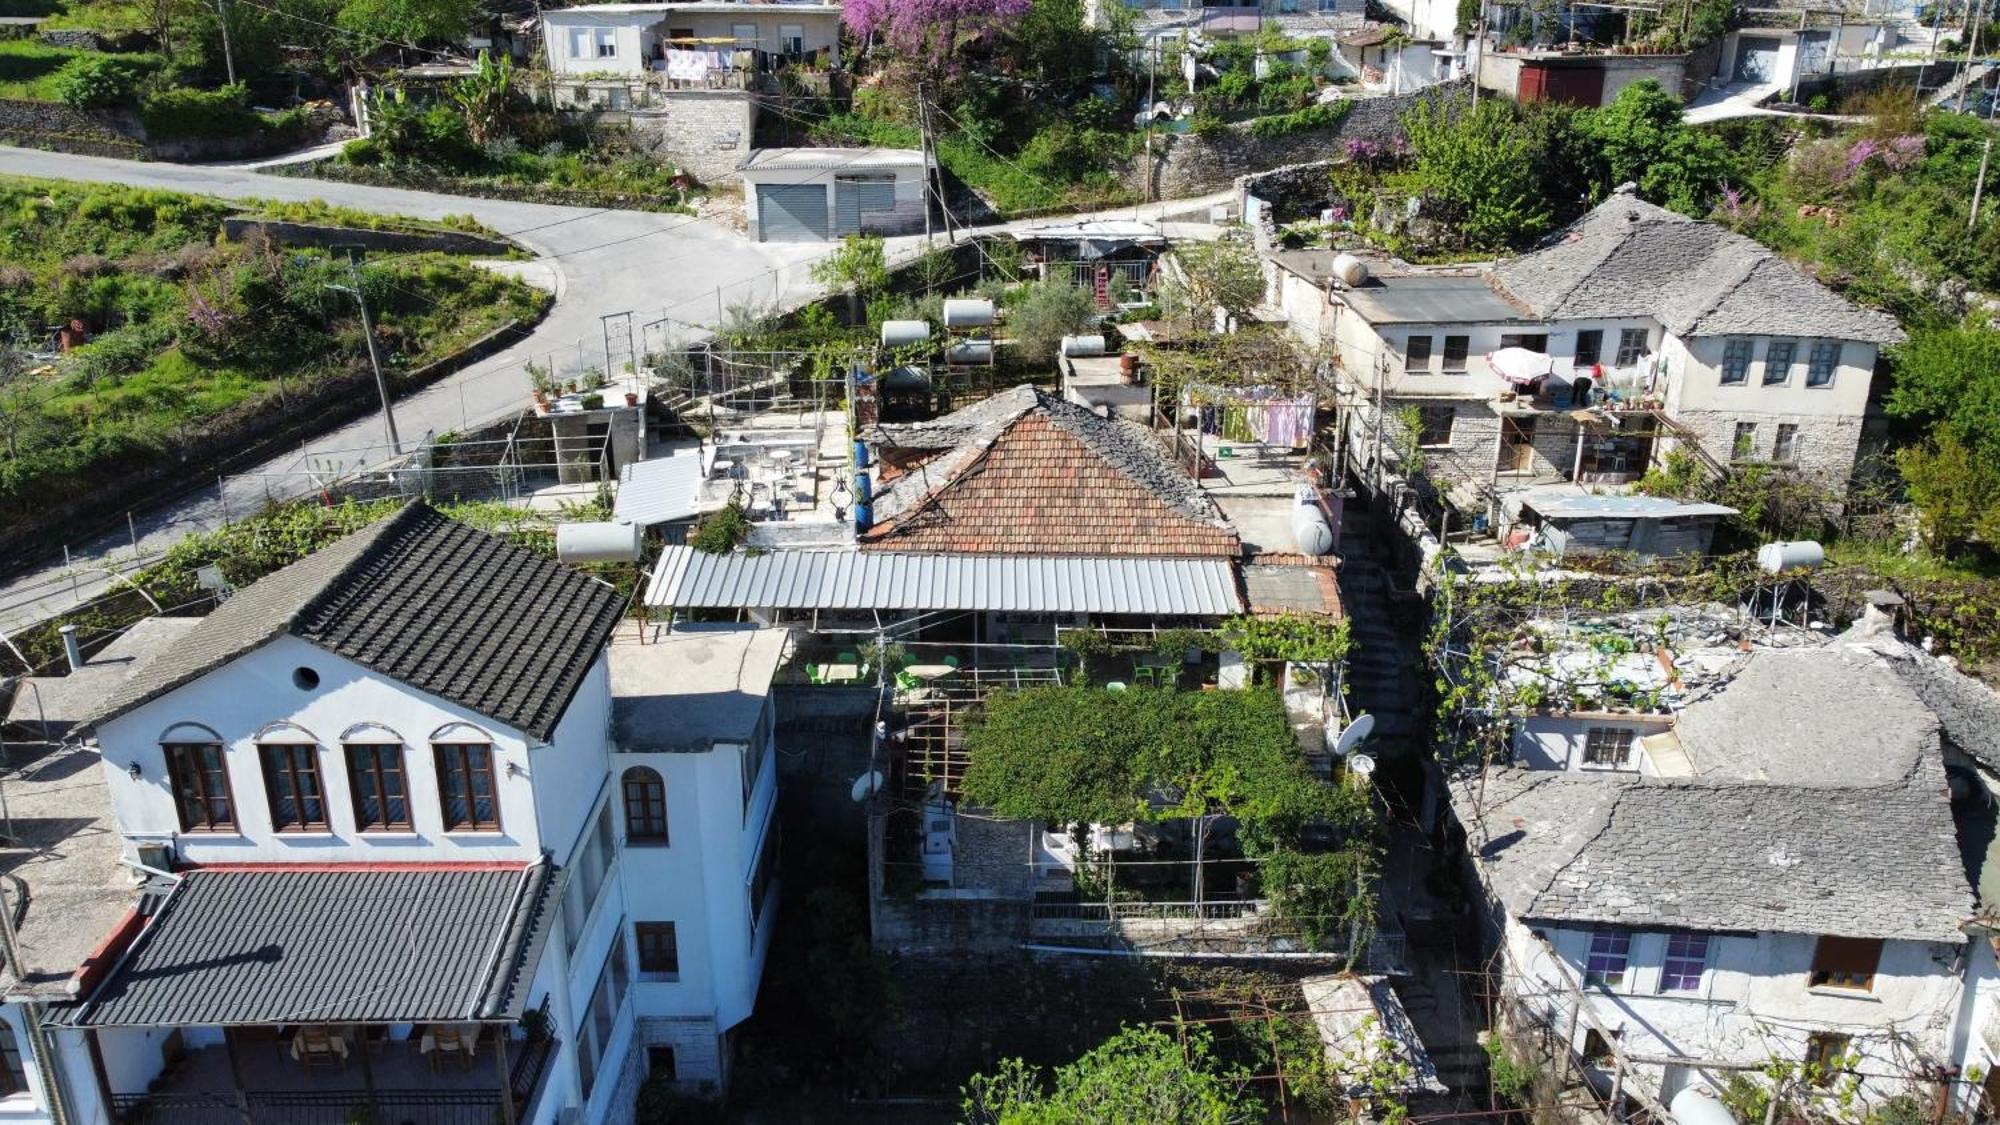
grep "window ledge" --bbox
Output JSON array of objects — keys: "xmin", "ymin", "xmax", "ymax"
[
  {"xmin": 274, "ymin": 832, "xmax": 339, "ymax": 840},
  {"xmin": 179, "ymin": 830, "xmax": 247, "ymax": 840},
  {"xmin": 356, "ymin": 831, "xmax": 424, "ymax": 840},
  {"xmin": 442, "ymin": 830, "xmax": 510, "ymax": 839},
  {"xmin": 1806, "ymin": 986, "xmax": 1880, "ymax": 1002}
]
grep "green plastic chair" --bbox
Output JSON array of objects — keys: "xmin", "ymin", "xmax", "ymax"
[
  {"xmin": 943, "ymin": 654, "xmax": 961, "ymax": 669},
  {"xmin": 896, "ymin": 670, "xmax": 921, "ymax": 692},
  {"xmin": 805, "ymin": 663, "xmax": 825, "ymax": 685},
  {"xmin": 1132, "ymin": 666, "xmax": 1156, "ymax": 688}
]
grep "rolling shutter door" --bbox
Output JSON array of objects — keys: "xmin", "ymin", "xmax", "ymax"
[
  {"xmin": 835, "ymin": 176, "xmax": 897, "ymax": 235},
  {"xmin": 756, "ymin": 184, "xmax": 828, "ymax": 242}
]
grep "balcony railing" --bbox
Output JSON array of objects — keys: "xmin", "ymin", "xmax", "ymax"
[
  {"xmin": 113, "ymin": 1090, "xmax": 502, "ymax": 1125},
  {"xmin": 1031, "ymin": 898, "xmax": 1264, "ymax": 922}
]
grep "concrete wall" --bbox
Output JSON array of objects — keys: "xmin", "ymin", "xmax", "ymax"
[
  {"xmin": 742, "ymin": 160, "xmax": 927, "ymax": 240},
  {"xmin": 1478, "ymin": 52, "xmax": 1685, "ymax": 107},
  {"xmin": 1512, "ymin": 715, "xmax": 1672, "ymax": 772}
]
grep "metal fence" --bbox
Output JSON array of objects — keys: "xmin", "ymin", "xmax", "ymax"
[{"xmin": 1029, "ymin": 899, "xmax": 1263, "ymax": 922}]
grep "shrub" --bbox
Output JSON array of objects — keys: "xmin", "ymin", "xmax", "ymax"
[
  {"xmin": 140, "ymin": 83, "xmax": 258, "ymax": 138},
  {"xmin": 53, "ymin": 55, "xmax": 157, "ymax": 109},
  {"xmin": 1248, "ymin": 100, "xmax": 1349, "ymax": 138},
  {"xmin": 1007, "ymin": 280, "xmax": 1096, "ymax": 363},
  {"xmin": 342, "ymin": 136, "xmax": 384, "ymax": 165}
]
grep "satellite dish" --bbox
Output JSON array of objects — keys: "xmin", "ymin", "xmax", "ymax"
[
  {"xmin": 1330, "ymin": 714, "xmax": 1376, "ymax": 758},
  {"xmin": 1349, "ymin": 753, "xmax": 1377, "ymax": 779},
  {"xmin": 849, "ymin": 771, "xmax": 884, "ymax": 803}
]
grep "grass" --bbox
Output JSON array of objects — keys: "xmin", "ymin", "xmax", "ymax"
[
  {"xmin": 0, "ymin": 39, "xmax": 155, "ymax": 101},
  {"xmin": 0, "ymin": 177, "xmax": 547, "ymax": 522},
  {"xmin": 815, "ymin": 112, "xmax": 1138, "ymax": 217},
  {"xmin": 1823, "ymin": 538, "xmax": 2000, "ymax": 583}
]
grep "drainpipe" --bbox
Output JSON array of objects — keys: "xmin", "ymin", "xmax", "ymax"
[{"xmin": 58, "ymin": 627, "xmax": 82, "ymax": 674}]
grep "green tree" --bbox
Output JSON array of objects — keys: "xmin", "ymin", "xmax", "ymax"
[
  {"xmin": 1885, "ymin": 323, "xmax": 2000, "ymax": 460},
  {"xmin": 52, "ymin": 55, "xmax": 157, "ymax": 109},
  {"xmin": 1896, "ymin": 435, "xmax": 2000, "ymax": 552},
  {"xmin": 1402, "ymin": 95, "xmax": 1550, "ymax": 250},
  {"xmin": 336, "ymin": 0, "xmax": 478, "ymax": 46},
  {"xmin": 1160, "ymin": 239, "xmax": 1263, "ymax": 326},
  {"xmin": 810, "ymin": 234, "xmax": 889, "ymax": 321},
  {"xmin": 961, "ymin": 1024, "xmax": 1261, "ymax": 1125},
  {"xmin": 1574, "ymin": 80, "xmax": 1737, "ymax": 214},
  {"xmin": 451, "ymin": 49, "xmax": 513, "ymax": 148},
  {"xmin": 1007, "ymin": 279, "xmax": 1097, "ymax": 364}
]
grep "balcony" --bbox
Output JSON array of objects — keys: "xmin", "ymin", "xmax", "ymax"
[{"xmin": 108, "ymin": 1020, "xmax": 561, "ymax": 1125}]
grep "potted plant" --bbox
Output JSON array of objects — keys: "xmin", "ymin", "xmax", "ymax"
[
  {"xmin": 624, "ymin": 390, "xmax": 640, "ymax": 406},
  {"xmin": 581, "ymin": 392, "xmax": 605, "ymax": 410},
  {"xmin": 519, "ymin": 1008, "xmax": 551, "ymax": 1043}
]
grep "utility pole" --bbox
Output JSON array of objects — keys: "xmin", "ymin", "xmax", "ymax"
[
  {"xmin": 1144, "ymin": 36, "xmax": 1159, "ymax": 202},
  {"xmin": 916, "ymin": 81, "xmax": 936, "ymax": 245},
  {"xmin": 325, "ymin": 252, "xmax": 401, "ymax": 455},
  {"xmin": 1972, "ymin": 134, "xmax": 1993, "ymax": 230},
  {"xmin": 1960, "ymin": 0, "xmax": 1985, "ymax": 113},
  {"xmin": 1469, "ymin": 0, "xmax": 1484, "ymax": 109},
  {"xmin": 213, "ymin": 0, "xmax": 236, "ymax": 85}
]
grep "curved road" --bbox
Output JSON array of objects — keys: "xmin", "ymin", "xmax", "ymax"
[{"xmin": 0, "ymin": 146, "xmax": 832, "ymax": 636}]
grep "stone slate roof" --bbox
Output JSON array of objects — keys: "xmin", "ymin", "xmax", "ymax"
[
  {"xmin": 65, "ymin": 862, "xmax": 560, "ymax": 1026},
  {"xmin": 1452, "ymin": 757, "xmax": 1970, "ymax": 943},
  {"xmin": 862, "ymin": 385, "xmax": 1240, "ymax": 558},
  {"xmin": 1490, "ymin": 193, "xmax": 1905, "ymax": 346},
  {"xmin": 89, "ymin": 502, "xmax": 625, "ymax": 741},
  {"xmin": 1451, "ymin": 635, "xmax": 1975, "ymax": 944},
  {"xmin": 1854, "ymin": 634, "xmax": 2000, "ymax": 774}
]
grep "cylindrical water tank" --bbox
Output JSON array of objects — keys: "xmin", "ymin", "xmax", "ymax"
[
  {"xmin": 1757, "ymin": 540, "xmax": 1825, "ymax": 574},
  {"xmin": 853, "ymin": 471, "xmax": 872, "ymax": 504},
  {"xmin": 1292, "ymin": 505, "xmax": 1334, "ymax": 556},
  {"xmin": 853, "ymin": 501, "xmax": 872, "ymax": 531},
  {"xmin": 1331, "ymin": 252, "xmax": 1369, "ymax": 287},
  {"xmin": 943, "ymin": 298, "xmax": 995, "ymax": 327},
  {"xmin": 946, "ymin": 341, "xmax": 993, "ymax": 364},
  {"xmin": 1669, "ymin": 1087, "xmax": 1738, "ymax": 1125},
  {"xmin": 880, "ymin": 320, "xmax": 931, "ymax": 348},
  {"xmin": 852, "ymin": 440, "xmax": 870, "ymax": 468},
  {"xmin": 556, "ymin": 521, "xmax": 642, "ymax": 564},
  {"xmin": 1061, "ymin": 334, "xmax": 1107, "ymax": 357}
]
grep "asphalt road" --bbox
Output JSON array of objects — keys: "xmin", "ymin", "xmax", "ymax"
[{"xmin": 0, "ymin": 146, "xmax": 832, "ymax": 637}]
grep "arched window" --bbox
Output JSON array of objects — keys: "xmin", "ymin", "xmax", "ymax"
[{"xmin": 622, "ymin": 767, "xmax": 668, "ymax": 844}]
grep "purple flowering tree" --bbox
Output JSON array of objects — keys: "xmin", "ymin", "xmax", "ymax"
[{"xmin": 842, "ymin": 0, "xmax": 1030, "ymax": 68}]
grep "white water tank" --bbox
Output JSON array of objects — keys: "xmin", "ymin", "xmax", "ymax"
[
  {"xmin": 1331, "ymin": 252, "xmax": 1369, "ymax": 287},
  {"xmin": 556, "ymin": 521, "xmax": 642, "ymax": 564},
  {"xmin": 946, "ymin": 341, "xmax": 993, "ymax": 364},
  {"xmin": 1670, "ymin": 1087, "xmax": 1739, "ymax": 1125},
  {"xmin": 943, "ymin": 298, "xmax": 995, "ymax": 327},
  {"xmin": 1757, "ymin": 540, "xmax": 1825, "ymax": 574},
  {"xmin": 1060, "ymin": 334, "xmax": 1107, "ymax": 357},
  {"xmin": 881, "ymin": 319, "xmax": 931, "ymax": 348}
]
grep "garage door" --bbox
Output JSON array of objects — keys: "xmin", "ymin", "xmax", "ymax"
[
  {"xmin": 834, "ymin": 175, "xmax": 897, "ymax": 236},
  {"xmin": 757, "ymin": 184, "xmax": 828, "ymax": 242},
  {"xmin": 1733, "ymin": 36, "xmax": 1780, "ymax": 84}
]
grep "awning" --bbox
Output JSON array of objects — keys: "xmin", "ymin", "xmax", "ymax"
[
  {"xmin": 645, "ymin": 547, "xmax": 1244, "ymax": 616},
  {"xmin": 615, "ymin": 454, "xmax": 704, "ymax": 527},
  {"xmin": 63, "ymin": 863, "xmax": 560, "ymax": 1027},
  {"xmin": 1489, "ymin": 346, "xmax": 1554, "ymax": 385}
]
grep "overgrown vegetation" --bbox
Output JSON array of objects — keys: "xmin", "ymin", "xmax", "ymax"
[
  {"xmin": 960, "ymin": 686, "xmax": 1377, "ymax": 950},
  {"xmin": 962, "ymin": 1024, "xmax": 1261, "ymax": 1124},
  {"xmin": 0, "ymin": 177, "xmax": 545, "ymax": 530}
]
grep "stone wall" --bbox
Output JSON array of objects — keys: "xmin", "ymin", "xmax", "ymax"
[
  {"xmin": 1669, "ymin": 408, "xmax": 1863, "ymax": 485},
  {"xmin": 38, "ymin": 28, "xmax": 152, "ymax": 52},
  {"xmin": 0, "ymin": 97, "xmax": 145, "ymax": 158},
  {"xmin": 1787, "ymin": 61, "xmax": 1959, "ymax": 108},
  {"xmin": 1125, "ymin": 79, "xmax": 1469, "ymax": 199},
  {"xmin": 616, "ymin": 93, "xmax": 754, "ymax": 185},
  {"xmin": 221, "ymin": 217, "xmax": 515, "ymax": 257},
  {"xmin": 872, "ymin": 892, "xmax": 1033, "ymax": 955}
]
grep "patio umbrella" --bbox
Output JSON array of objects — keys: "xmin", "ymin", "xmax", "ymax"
[{"xmin": 1488, "ymin": 346, "xmax": 1553, "ymax": 385}]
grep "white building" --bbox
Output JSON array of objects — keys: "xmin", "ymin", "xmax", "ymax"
[
  {"xmin": 538, "ymin": 1, "xmax": 843, "ymax": 182},
  {"xmin": 1272, "ymin": 189, "xmax": 1905, "ymax": 527},
  {"xmin": 1449, "ymin": 625, "xmax": 1977, "ymax": 1112},
  {"xmin": 738, "ymin": 147, "xmax": 932, "ymax": 243},
  {"xmin": 0, "ymin": 501, "xmax": 783, "ymax": 1125}
]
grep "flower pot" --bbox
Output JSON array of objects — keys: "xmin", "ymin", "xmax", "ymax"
[{"xmin": 624, "ymin": 392, "xmax": 639, "ymax": 407}]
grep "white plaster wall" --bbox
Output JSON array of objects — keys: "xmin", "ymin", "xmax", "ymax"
[
  {"xmin": 1513, "ymin": 716, "xmax": 1671, "ymax": 773},
  {"xmin": 741, "ymin": 162, "xmax": 926, "ymax": 228},
  {"xmin": 1509, "ymin": 919, "xmax": 1966, "ymax": 1106},
  {"xmin": 543, "ymin": 8, "xmax": 841, "ymax": 78},
  {"xmin": 93, "ymin": 635, "xmax": 545, "ymax": 865},
  {"xmin": 536, "ymin": 654, "xmax": 615, "ymax": 863},
  {"xmin": 0, "ymin": 1010, "xmax": 51, "ymax": 1125},
  {"xmin": 544, "ymin": 13, "xmax": 657, "ymax": 77},
  {"xmin": 1665, "ymin": 335, "xmax": 1877, "ymax": 420}
]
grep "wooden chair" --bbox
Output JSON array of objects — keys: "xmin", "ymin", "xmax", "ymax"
[
  {"xmin": 296, "ymin": 1027, "xmax": 345, "ymax": 1072},
  {"xmin": 427, "ymin": 1026, "xmax": 474, "ymax": 1073}
]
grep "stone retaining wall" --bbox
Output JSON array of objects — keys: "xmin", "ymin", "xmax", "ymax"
[
  {"xmin": 0, "ymin": 96, "xmax": 145, "ymax": 158},
  {"xmin": 614, "ymin": 93, "xmax": 755, "ymax": 186},
  {"xmin": 221, "ymin": 217, "xmax": 515, "ymax": 257},
  {"xmin": 1124, "ymin": 79, "xmax": 1469, "ymax": 199}
]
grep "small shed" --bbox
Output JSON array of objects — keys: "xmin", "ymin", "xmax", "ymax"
[
  {"xmin": 1512, "ymin": 490, "xmax": 1737, "ymax": 560},
  {"xmin": 739, "ymin": 147, "xmax": 931, "ymax": 242},
  {"xmin": 614, "ymin": 453, "xmax": 705, "ymax": 540}
]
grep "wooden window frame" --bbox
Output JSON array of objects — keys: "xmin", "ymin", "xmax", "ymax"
[
  {"xmin": 1720, "ymin": 339, "xmax": 1754, "ymax": 385},
  {"xmin": 1573, "ymin": 329, "xmax": 1603, "ymax": 368},
  {"xmin": 1773, "ymin": 423, "xmax": 1799, "ymax": 465},
  {"xmin": 1804, "ymin": 1032, "xmax": 1852, "ymax": 1084},
  {"xmin": 1806, "ymin": 340, "xmax": 1842, "ymax": 388},
  {"xmin": 165, "ymin": 742, "xmax": 236, "ymax": 833},
  {"xmin": 1762, "ymin": 339, "xmax": 1797, "ymax": 386},
  {"xmin": 1403, "ymin": 335, "xmax": 1433, "ymax": 373},
  {"xmin": 1581, "ymin": 727, "xmax": 1630, "ymax": 767},
  {"xmin": 1416, "ymin": 405, "xmax": 1454, "ymax": 449},
  {"xmin": 1732, "ymin": 422, "xmax": 1758, "ymax": 462},
  {"xmin": 345, "ymin": 743, "xmax": 411, "ymax": 832},
  {"xmin": 1808, "ymin": 936, "xmax": 1881, "ymax": 992},
  {"xmin": 259, "ymin": 743, "xmax": 327, "ymax": 832},
  {"xmin": 1441, "ymin": 335, "xmax": 1470, "ymax": 372},
  {"xmin": 635, "ymin": 921, "xmax": 680, "ymax": 977},
  {"xmin": 1584, "ymin": 929, "xmax": 1630, "ymax": 988},
  {"xmin": 1659, "ymin": 932, "xmax": 1711, "ymax": 992},
  {"xmin": 434, "ymin": 743, "xmax": 502, "ymax": 832},
  {"xmin": 1615, "ymin": 327, "xmax": 1648, "ymax": 367},
  {"xmin": 622, "ymin": 767, "xmax": 669, "ymax": 845}
]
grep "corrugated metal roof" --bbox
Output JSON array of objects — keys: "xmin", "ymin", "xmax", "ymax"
[
  {"xmin": 614, "ymin": 454, "xmax": 705, "ymax": 527},
  {"xmin": 646, "ymin": 548, "xmax": 1243, "ymax": 616},
  {"xmin": 68, "ymin": 863, "xmax": 559, "ymax": 1027},
  {"xmin": 1521, "ymin": 493, "xmax": 1737, "ymax": 519}
]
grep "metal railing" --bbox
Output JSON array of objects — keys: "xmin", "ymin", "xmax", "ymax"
[
  {"xmin": 113, "ymin": 1089, "xmax": 503, "ymax": 1125},
  {"xmin": 1030, "ymin": 898, "xmax": 1264, "ymax": 922},
  {"xmin": 1048, "ymin": 260, "xmax": 1154, "ymax": 292}
]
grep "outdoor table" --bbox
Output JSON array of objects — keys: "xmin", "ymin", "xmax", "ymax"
[
  {"xmin": 822, "ymin": 663, "xmax": 861, "ymax": 683},
  {"xmin": 904, "ymin": 664, "xmax": 957, "ymax": 680}
]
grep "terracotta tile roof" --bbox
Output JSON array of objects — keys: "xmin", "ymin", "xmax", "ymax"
[{"xmin": 862, "ymin": 391, "xmax": 1240, "ymax": 558}]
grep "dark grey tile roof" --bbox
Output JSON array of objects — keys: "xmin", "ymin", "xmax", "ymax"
[
  {"xmin": 1854, "ymin": 633, "xmax": 2000, "ymax": 774},
  {"xmin": 89, "ymin": 502, "xmax": 626, "ymax": 741},
  {"xmin": 1491, "ymin": 194, "xmax": 1905, "ymax": 346},
  {"xmin": 66, "ymin": 863, "xmax": 560, "ymax": 1026},
  {"xmin": 1450, "ymin": 753, "xmax": 1972, "ymax": 943}
]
